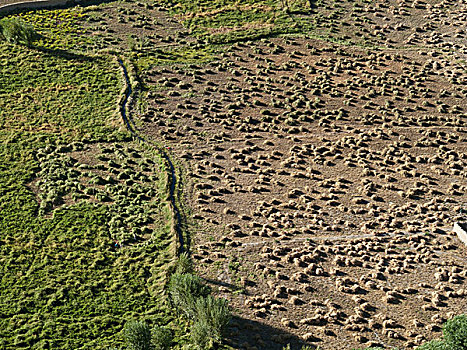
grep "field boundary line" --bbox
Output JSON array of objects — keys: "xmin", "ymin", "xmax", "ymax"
[
  {"xmin": 0, "ymin": 0, "xmax": 75, "ymax": 15},
  {"xmin": 117, "ymin": 57, "xmax": 186, "ymax": 257}
]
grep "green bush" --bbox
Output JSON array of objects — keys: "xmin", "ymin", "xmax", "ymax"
[
  {"xmin": 124, "ymin": 320, "xmax": 152, "ymax": 350},
  {"xmin": 0, "ymin": 17, "xmax": 39, "ymax": 46},
  {"xmin": 191, "ymin": 296, "xmax": 231, "ymax": 349},
  {"xmin": 195, "ymin": 295, "xmax": 231, "ymax": 335},
  {"xmin": 443, "ymin": 314, "xmax": 467, "ymax": 349},
  {"xmin": 152, "ymin": 325, "xmax": 172, "ymax": 350},
  {"xmin": 168, "ymin": 273, "xmax": 211, "ymax": 318},
  {"xmin": 416, "ymin": 340, "xmax": 448, "ymax": 350}
]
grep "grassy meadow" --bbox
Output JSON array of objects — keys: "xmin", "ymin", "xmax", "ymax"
[{"xmin": 0, "ymin": 9, "xmax": 183, "ymax": 350}]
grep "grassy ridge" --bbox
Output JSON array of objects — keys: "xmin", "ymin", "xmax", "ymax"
[{"xmin": 158, "ymin": 0, "xmax": 316, "ymax": 43}]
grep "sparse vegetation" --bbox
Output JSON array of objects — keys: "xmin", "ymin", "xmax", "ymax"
[
  {"xmin": 355, "ymin": 314, "xmax": 467, "ymax": 350},
  {"xmin": 283, "ymin": 345, "xmax": 316, "ymax": 350}
]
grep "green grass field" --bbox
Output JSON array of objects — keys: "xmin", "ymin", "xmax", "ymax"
[{"xmin": 0, "ymin": 12, "xmax": 183, "ymax": 349}]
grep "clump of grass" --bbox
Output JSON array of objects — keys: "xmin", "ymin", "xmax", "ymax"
[
  {"xmin": 175, "ymin": 251, "xmax": 193, "ymax": 274},
  {"xmin": 124, "ymin": 320, "xmax": 152, "ymax": 350},
  {"xmin": 443, "ymin": 314, "xmax": 467, "ymax": 349},
  {"xmin": 168, "ymin": 270, "xmax": 231, "ymax": 349},
  {"xmin": 0, "ymin": 17, "xmax": 39, "ymax": 46},
  {"xmin": 414, "ymin": 314, "xmax": 467, "ymax": 350},
  {"xmin": 123, "ymin": 320, "xmax": 173, "ymax": 350},
  {"xmin": 416, "ymin": 340, "xmax": 448, "ymax": 350}
]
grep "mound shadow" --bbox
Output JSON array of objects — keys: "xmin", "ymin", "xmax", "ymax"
[
  {"xmin": 225, "ymin": 315, "xmax": 319, "ymax": 350},
  {"xmin": 32, "ymin": 45, "xmax": 98, "ymax": 62}
]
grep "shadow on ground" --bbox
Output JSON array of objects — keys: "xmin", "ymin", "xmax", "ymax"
[
  {"xmin": 31, "ymin": 44, "xmax": 100, "ymax": 61},
  {"xmin": 225, "ymin": 315, "xmax": 316, "ymax": 350}
]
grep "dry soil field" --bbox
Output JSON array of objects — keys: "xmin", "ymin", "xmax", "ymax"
[{"xmin": 132, "ymin": 1, "xmax": 467, "ymax": 349}]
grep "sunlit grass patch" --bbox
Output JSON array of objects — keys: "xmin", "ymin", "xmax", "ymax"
[
  {"xmin": 158, "ymin": 0, "xmax": 315, "ymax": 44},
  {"xmin": 0, "ymin": 42, "xmax": 121, "ymax": 139},
  {"xmin": 5, "ymin": 7, "xmax": 93, "ymax": 51},
  {"xmin": 0, "ymin": 28, "xmax": 178, "ymax": 348}
]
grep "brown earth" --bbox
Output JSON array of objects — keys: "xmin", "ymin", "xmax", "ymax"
[
  {"xmin": 132, "ymin": 1, "xmax": 467, "ymax": 348},
  {"xmin": 139, "ymin": 38, "xmax": 467, "ymax": 349}
]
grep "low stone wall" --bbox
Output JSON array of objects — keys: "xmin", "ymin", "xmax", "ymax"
[{"xmin": 0, "ymin": 0, "xmax": 73, "ymax": 15}]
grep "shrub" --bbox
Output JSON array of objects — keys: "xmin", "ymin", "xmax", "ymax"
[
  {"xmin": 168, "ymin": 273, "xmax": 211, "ymax": 318},
  {"xmin": 191, "ymin": 296, "xmax": 231, "ymax": 349},
  {"xmin": 195, "ymin": 295, "xmax": 231, "ymax": 335},
  {"xmin": 191, "ymin": 319, "xmax": 213, "ymax": 349},
  {"xmin": 443, "ymin": 314, "xmax": 467, "ymax": 349},
  {"xmin": 0, "ymin": 18, "xmax": 39, "ymax": 46},
  {"xmin": 124, "ymin": 320, "xmax": 152, "ymax": 350},
  {"xmin": 416, "ymin": 340, "xmax": 448, "ymax": 350},
  {"xmin": 152, "ymin": 326, "xmax": 172, "ymax": 350}
]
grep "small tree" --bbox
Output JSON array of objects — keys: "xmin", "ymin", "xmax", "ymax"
[
  {"xmin": 191, "ymin": 296, "xmax": 231, "ymax": 349},
  {"xmin": 124, "ymin": 320, "xmax": 152, "ymax": 350},
  {"xmin": 191, "ymin": 319, "xmax": 213, "ymax": 349}
]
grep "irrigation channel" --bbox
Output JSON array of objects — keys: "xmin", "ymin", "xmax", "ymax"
[{"xmin": 118, "ymin": 58, "xmax": 185, "ymax": 254}]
